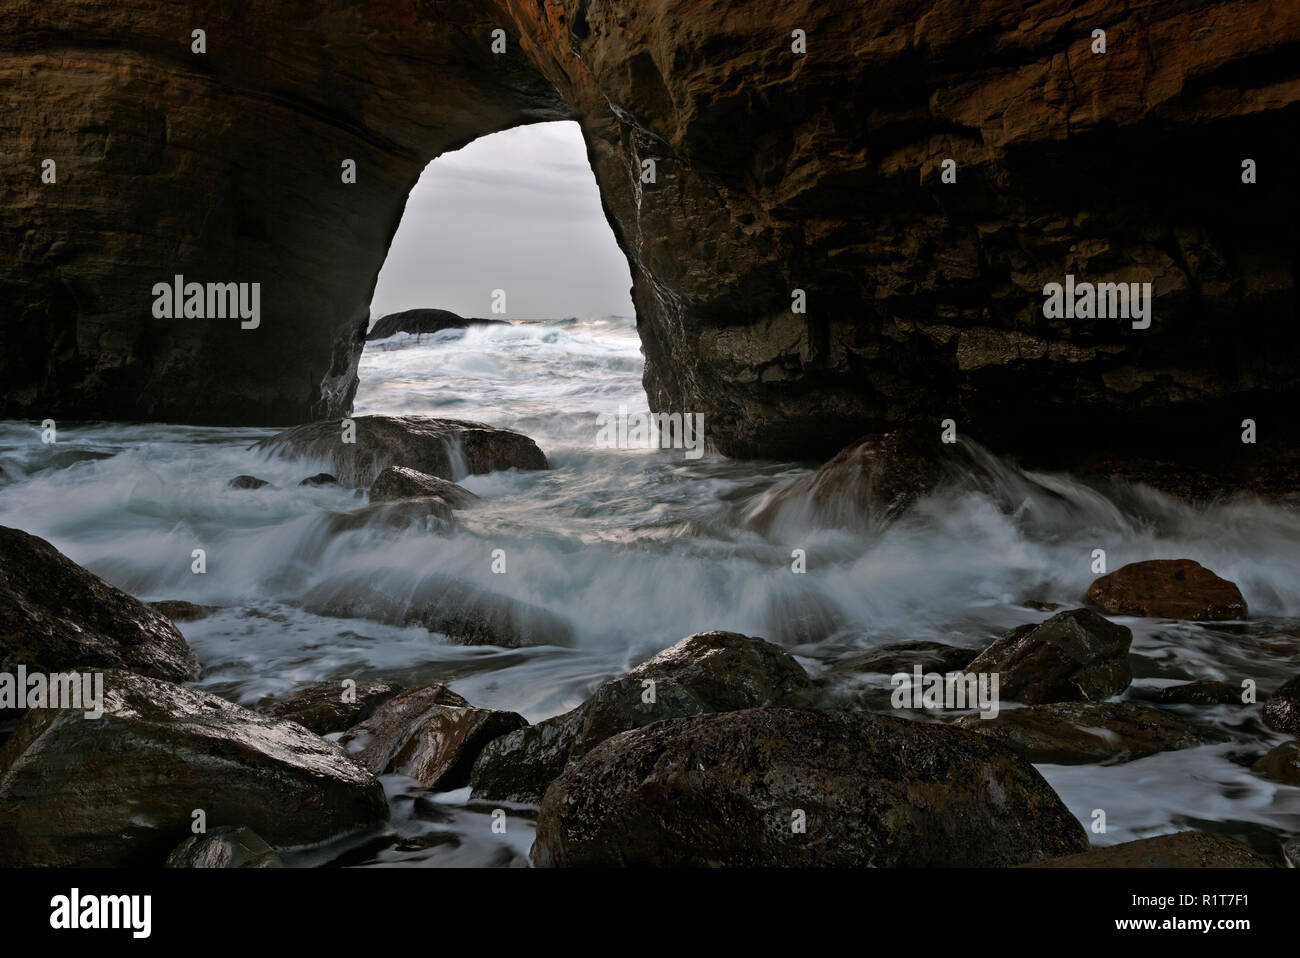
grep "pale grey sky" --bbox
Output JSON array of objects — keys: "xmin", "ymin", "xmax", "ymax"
[{"xmin": 370, "ymin": 121, "xmax": 635, "ymax": 321}]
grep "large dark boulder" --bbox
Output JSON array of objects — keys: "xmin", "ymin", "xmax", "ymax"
[
  {"xmin": 0, "ymin": 670, "xmax": 388, "ymax": 867},
  {"xmin": 1086, "ymin": 559, "xmax": 1248, "ymax": 621},
  {"xmin": 964, "ymin": 608, "xmax": 1133, "ymax": 704},
  {"xmin": 0, "ymin": 526, "xmax": 200, "ymax": 685},
  {"xmin": 954, "ymin": 701, "xmax": 1225, "ymax": 765},
  {"xmin": 367, "ymin": 308, "xmax": 507, "ymax": 341},
  {"xmin": 252, "ymin": 416, "xmax": 547, "ymax": 487},
  {"xmin": 471, "ymin": 631, "xmax": 814, "ymax": 804},
  {"xmin": 531, "ymin": 708, "xmax": 1090, "ymax": 867},
  {"xmin": 1263, "ymin": 675, "xmax": 1300, "ymax": 734}
]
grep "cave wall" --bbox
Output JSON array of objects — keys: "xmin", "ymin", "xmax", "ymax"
[{"xmin": 2, "ymin": 0, "xmax": 1299, "ymax": 463}]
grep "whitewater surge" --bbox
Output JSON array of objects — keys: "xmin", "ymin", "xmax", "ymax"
[{"xmin": 1, "ymin": 315, "xmax": 1298, "ymax": 865}]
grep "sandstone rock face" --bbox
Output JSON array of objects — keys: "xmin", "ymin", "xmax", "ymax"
[
  {"xmin": 0, "ymin": 526, "xmax": 200, "ymax": 684},
  {"xmin": 257, "ymin": 680, "xmax": 405, "ymax": 736},
  {"xmin": 0, "ymin": 670, "xmax": 388, "ymax": 867},
  {"xmin": 368, "ymin": 465, "xmax": 480, "ymax": 508},
  {"xmin": 367, "ymin": 308, "xmax": 507, "ymax": 341},
  {"xmin": 4, "ymin": 3, "xmax": 1298, "ymax": 464},
  {"xmin": 253, "ymin": 416, "xmax": 547, "ymax": 487},
  {"xmin": 339, "ymin": 683, "xmax": 526, "ymax": 790},
  {"xmin": 964, "ymin": 608, "xmax": 1133, "ymax": 704},
  {"xmin": 471, "ymin": 631, "xmax": 814, "ymax": 803},
  {"xmin": 1024, "ymin": 832, "xmax": 1276, "ymax": 868},
  {"xmin": 164, "ymin": 826, "xmax": 284, "ymax": 868},
  {"xmin": 954, "ymin": 701, "xmax": 1225, "ymax": 764},
  {"xmin": 1086, "ymin": 559, "xmax": 1248, "ymax": 621},
  {"xmin": 531, "ymin": 708, "xmax": 1090, "ymax": 867}
]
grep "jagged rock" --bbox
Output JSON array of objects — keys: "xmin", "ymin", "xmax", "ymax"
[
  {"xmin": 472, "ymin": 632, "xmax": 814, "ymax": 805},
  {"xmin": 0, "ymin": 526, "xmax": 200, "ymax": 685},
  {"xmin": 368, "ymin": 465, "xmax": 480, "ymax": 507},
  {"xmin": 531, "ymin": 708, "xmax": 1089, "ymax": 867},
  {"xmin": 1086, "ymin": 559, "xmax": 1248, "ymax": 621},
  {"xmin": 954, "ymin": 701, "xmax": 1224, "ymax": 765},
  {"xmin": 339, "ymin": 683, "xmax": 526, "ymax": 790},
  {"xmin": 1253, "ymin": 741, "xmax": 1300, "ymax": 786},
  {"xmin": 322, "ymin": 497, "xmax": 456, "ymax": 535},
  {"xmin": 0, "ymin": 670, "xmax": 387, "ymax": 866},
  {"xmin": 367, "ymin": 308, "xmax": 507, "ymax": 341},
  {"xmin": 1024, "ymin": 832, "xmax": 1275, "ymax": 868},
  {"xmin": 964, "ymin": 608, "xmax": 1132, "ymax": 704},
  {"xmin": 164, "ymin": 826, "xmax": 283, "ymax": 868},
  {"xmin": 298, "ymin": 473, "xmax": 339, "ymax": 487},
  {"xmin": 301, "ymin": 572, "xmax": 573, "ymax": 648},
  {"xmin": 257, "ymin": 680, "xmax": 405, "ymax": 735},
  {"xmin": 252, "ymin": 416, "xmax": 547, "ymax": 486},
  {"xmin": 1157, "ymin": 680, "xmax": 1245, "ymax": 706},
  {"xmin": 147, "ymin": 600, "xmax": 215, "ymax": 623},
  {"xmin": 228, "ymin": 475, "xmax": 271, "ymax": 490},
  {"xmin": 1263, "ymin": 676, "xmax": 1300, "ymax": 734}
]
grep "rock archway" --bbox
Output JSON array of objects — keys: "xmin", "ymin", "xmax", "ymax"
[{"xmin": 3, "ymin": 0, "xmax": 1299, "ymax": 464}]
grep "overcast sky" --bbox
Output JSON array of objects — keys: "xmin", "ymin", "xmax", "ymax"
[{"xmin": 370, "ymin": 121, "xmax": 635, "ymax": 322}]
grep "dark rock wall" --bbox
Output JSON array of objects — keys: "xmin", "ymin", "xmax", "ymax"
[{"xmin": 3, "ymin": 0, "xmax": 1299, "ymax": 461}]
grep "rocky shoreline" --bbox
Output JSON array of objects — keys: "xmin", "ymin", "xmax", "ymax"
[{"xmin": 2, "ymin": 421, "xmax": 1297, "ymax": 867}]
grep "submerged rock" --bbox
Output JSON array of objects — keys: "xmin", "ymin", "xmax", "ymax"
[
  {"xmin": 322, "ymin": 497, "xmax": 456, "ymax": 535},
  {"xmin": 228, "ymin": 475, "xmax": 271, "ymax": 489},
  {"xmin": 368, "ymin": 465, "xmax": 480, "ymax": 508},
  {"xmin": 1024, "ymin": 832, "xmax": 1275, "ymax": 868},
  {"xmin": 964, "ymin": 608, "xmax": 1132, "ymax": 704},
  {"xmin": 257, "ymin": 680, "xmax": 405, "ymax": 735},
  {"xmin": 1085, "ymin": 559, "xmax": 1248, "ymax": 621},
  {"xmin": 0, "ymin": 670, "xmax": 387, "ymax": 867},
  {"xmin": 0, "ymin": 526, "xmax": 200, "ymax": 685},
  {"xmin": 164, "ymin": 826, "xmax": 283, "ymax": 868},
  {"xmin": 339, "ymin": 683, "xmax": 525, "ymax": 790},
  {"xmin": 147, "ymin": 599, "xmax": 216, "ymax": 623},
  {"xmin": 301, "ymin": 572, "xmax": 573, "ymax": 648},
  {"xmin": 472, "ymin": 632, "xmax": 815, "ymax": 805},
  {"xmin": 833, "ymin": 641, "xmax": 980, "ymax": 675},
  {"xmin": 759, "ymin": 585, "xmax": 846, "ymax": 646},
  {"xmin": 1262, "ymin": 675, "xmax": 1300, "ymax": 734},
  {"xmin": 531, "ymin": 708, "xmax": 1089, "ymax": 867},
  {"xmin": 298, "ymin": 472, "xmax": 339, "ymax": 487},
  {"xmin": 1157, "ymin": 680, "xmax": 1245, "ymax": 706},
  {"xmin": 954, "ymin": 701, "xmax": 1224, "ymax": 764},
  {"xmin": 251, "ymin": 415, "xmax": 547, "ymax": 486},
  {"xmin": 1253, "ymin": 741, "xmax": 1300, "ymax": 786},
  {"xmin": 367, "ymin": 308, "xmax": 507, "ymax": 341}
]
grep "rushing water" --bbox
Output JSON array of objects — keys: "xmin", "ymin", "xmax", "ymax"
[{"xmin": 1, "ymin": 315, "xmax": 1298, "ymax": 865}]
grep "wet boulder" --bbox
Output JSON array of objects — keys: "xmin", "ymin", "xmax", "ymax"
[
  {"xmin": 257, "ymin": 680, "xmax": 405, "ymax": 735},
  {"xmin": 1253, "ymin": 741, "xmax": 1300, "ymax": 786},
  {"xmin": 1263, "ymin": 675, "xmax": 1300, "ymax": 734},
  {"xmin": 164, "ymin": 826, "xmax": 283, "ymax": 868},
  {"xmin": 322, "ymin": 497, "xmax": 456, "ymax": 535},
  {"xmin": 471, "ymin": 631, "xmax": 814, "ymax": 805},
  {"xmin": 1157, "ymin": 680, "xmax": 1245, "ymax": 706},
  {"xmin": 300, "ymin": 572, "xmax": 573, "ymax": 648},
  {"xmin": 1024, "ymin": 832, "xmax": 1275, "ymax": 868},
  {"xmin": 954, "ymin": 701, "xmax": 1225, "ymax": 764},
  {"xmin": 368, "ymin": 465, "xmax": 480, "ymax": 508},
  {"xmin": 0, "ymin": 670, "xmax": 388, "ymax": 867},
  {"xmin": 964, "ymin": 608, "xmax": 1132, "ymax": 704},
  {"xmin": 228, "ymin": 475, "xmax": 271, "ymax": 489},
  {"xmin": 339, "ymin": 683, "xmax": 526, "ymax": 791},
  {"xmin": 0, "ymin": 526, "xmax": 200, "ymax": 685},
  {"xmin": 1085, "ymin": 559, "xmax": 1247, "ymax": 621},
  {"xmin": 298, "ymin": 473, "xmax": 339, "ymax": 487},
  {"xmin": 834, "ymin": 641, "xmax": 980, "ymax": 675},
  {"xmin": 251, "ymin": 415, "xmax": 547, "ymax": 486},
  {"xmin": 147, "ymin": 600, "xmax": 215, "ymax": 623},
  {"xmin": 532, "ymin": 708, "xmax": 1089, "ymax": 867}
]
